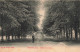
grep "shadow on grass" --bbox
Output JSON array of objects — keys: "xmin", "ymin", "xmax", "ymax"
[
  {"xmin": 0, "ymin": 38, "xmax": 32, "ymax": 44},
  {"xmin": 0, "ymin": 38, "xmax": 80, "ymax": 46},
  {"xmin": 43, "ymin": 38, "xmax": 80, "ymax": 45}
]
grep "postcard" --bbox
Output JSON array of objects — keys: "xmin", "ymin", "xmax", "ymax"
[{"xmin": 0, "ymin": 0, "xmax": 80, "ymax": 52}]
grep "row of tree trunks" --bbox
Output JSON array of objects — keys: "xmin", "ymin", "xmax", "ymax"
[
  {"xmin": 0, "ymin": 34, "xmax": 25, "ymax": 42},
  {"xmin": 56, "ymin": 23, "xmax": 80, "ymax": 41}
]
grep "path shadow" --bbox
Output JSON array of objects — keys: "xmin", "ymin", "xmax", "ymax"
[
  {"xmin": 43, "ymin": 38, "xmax": 80, "ymax": 45},
  {"xmin": 0, "ymin": 38, "xmax": 32, "ymax": 44}
]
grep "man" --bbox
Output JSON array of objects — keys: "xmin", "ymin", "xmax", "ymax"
[{"xmin": 32, "ymin": 32, "xmax": 35, "ymax": 43}]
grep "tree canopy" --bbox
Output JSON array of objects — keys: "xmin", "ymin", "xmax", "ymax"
[{"xmin": 0, "ymin": 1, "xmax": 39, "ymax": 38}]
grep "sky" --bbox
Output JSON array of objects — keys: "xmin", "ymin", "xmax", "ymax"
[{"xmin": 37, "ymin": 0, "xmax": 46, "ymax": 30}]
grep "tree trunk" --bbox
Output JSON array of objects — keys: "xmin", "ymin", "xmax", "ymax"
[
  {"xmin": 66, "ymin": 25, "xmax": 68, "ymax": 40},
  {"xmin": 18, "ymin": 35, "xmax": 20, "ymax": 39},
  {"xmin": 69, "ymin": 28, "xmax": 71, "ymax": 40},
  {"xmin": 8, "ymin": 35, "xmax": 10, "ymax": 41},
  {"xmin": 12, "ymin": 34, "xmax": 13, "ymax": 40},
  {"xmin": 15, "ymin": 35, "xmax": 16, "ymax": 40},
  {"xmin": 64, "ymin": 26, "xmax": 66, "ymax": 40},
  {"xmin": 6, "ymin": 35, "xmax": 8, "ymax": 40},
  {"xmin": 1, "ymin": 35, "xmax": 3, "ymax": 41},
  {"xmin": 75, "ymin": 28, "xmax": 78, "ymax": 40},
  {"xmin": 1, "ymin": 29, "xmax": 3, "ymax": 42},
  {"xmin": 63, "ymin": 27, "xmax": 65, "ymax": 38},
  {"xmin": 57, "ymin": 34, "xmax": 58, "ymax": 39},
  {"xmin": 71, "ymin": 27, "xmax": 72, "ymax": 40}
]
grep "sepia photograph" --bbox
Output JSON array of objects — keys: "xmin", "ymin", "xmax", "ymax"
[{"xmin": 0, "ymin": 0, "xmax": 80, "ymax": 52}]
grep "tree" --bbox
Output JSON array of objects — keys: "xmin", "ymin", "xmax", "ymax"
[
  {"xmin": 0, "ymin": 1, "xmax": 39, "ymax": 41},
  {"xmin": 43, "ymin": 1, "xmax": 80, "ymax": 41}
]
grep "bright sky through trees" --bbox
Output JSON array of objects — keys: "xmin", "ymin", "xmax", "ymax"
[{"xmin": 37, "ymin": 0, "xmax": 46, "ymax": 30}]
